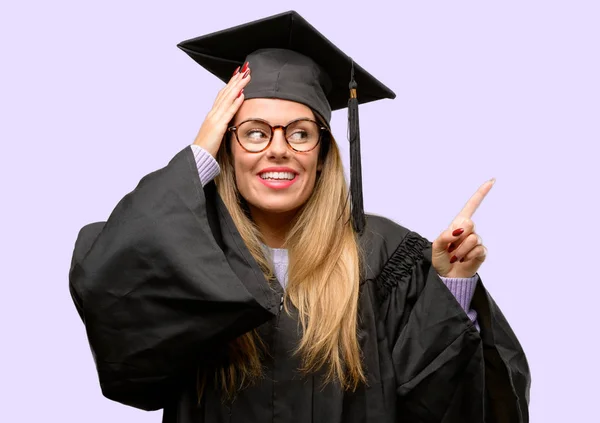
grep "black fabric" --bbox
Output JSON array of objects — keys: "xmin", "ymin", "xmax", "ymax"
[
  {"xmin": 69, "ymin": 147, "xmax": 531, "ymax": 422},
  {"xmin": 242, "ymin": 48, "xmax": 333, "ymax": 124},
  {"xmin": 177, "ymin": 10, "xmax": 396, "ymax": 121},
  {"xmin": 348, "ymin": 62, "xmax": 365, "ymax": 233},
  {"xmin": 68, "ymin": 148, "xmax": 279, "ymax": 410}
]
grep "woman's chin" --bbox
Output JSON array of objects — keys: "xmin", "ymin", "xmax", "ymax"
[{"xmin": 249, "ymin": 199, "xmax": 302, "ymax": 216}]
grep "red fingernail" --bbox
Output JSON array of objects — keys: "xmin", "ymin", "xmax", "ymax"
[
  {"xmin": 452, "ymin": 228, "xmax": 464, "ymax": 237},
  {"xmin": 232, "ymin": 66, "xmax": 240, "ymax": 76},
  {"xmin": 241, "ymin": 61, "xmax": 249, "ymax": 73},
  {"xmin": 448, "ymin": 243, "xmax": 456, "ymax": 253},
  {"xmin": 242, "ymin": 69, "xmax": 251, "ymax": 79},
  {"xmin": 450, "ymin": 255, "xmax": 458, "ymax": 264},
  {"xmin": 459, "ymin": 258, "xmax": 465, "ymax": 263},
  {"xmin": 237, "ymin": 89, "xmax": 244, "ymax": 98}
]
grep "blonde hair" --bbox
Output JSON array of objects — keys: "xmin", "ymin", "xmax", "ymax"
[{"xmin": 198, "ymin": 114, "xmax": 365, "ymax": 401}]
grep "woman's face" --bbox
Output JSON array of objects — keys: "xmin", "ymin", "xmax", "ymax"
[{"xmin": 231, "ymin": 98, "xmax": 322, "ymax": 217}]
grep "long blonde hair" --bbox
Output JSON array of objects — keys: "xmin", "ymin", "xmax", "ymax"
[{"xmin": 198, "ymin": 114, "xmax": 365, "ymax": 400}]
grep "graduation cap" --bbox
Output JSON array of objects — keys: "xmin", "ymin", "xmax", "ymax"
[{"xmin": 177, "ymin": 10, "xmax": 395, "ymax": 234}]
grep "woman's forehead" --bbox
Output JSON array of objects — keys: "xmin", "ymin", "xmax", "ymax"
[{"xmin": 236, "ymin": 98, "xmax": 314, "ymax": 123}]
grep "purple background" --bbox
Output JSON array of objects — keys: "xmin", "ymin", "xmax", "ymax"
[{"xmin": 2, "ymin": 1, "xmax": 598, "ymax": 421}]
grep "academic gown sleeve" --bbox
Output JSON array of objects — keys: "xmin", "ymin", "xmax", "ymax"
[
  {"xmin": 378, "ymin": 230, "xmax": 531, "ymax": 422},
  {"xmin": 68, "ymin": 146, "xmax": 279, "ymax": 411}
]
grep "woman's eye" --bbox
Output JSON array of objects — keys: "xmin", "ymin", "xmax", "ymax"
[
  {"xmin": 246, "ymin": 130, "xmax": 269, "ymax": 140},
  {"xmin": 288, "ymin": 130, "xmax": 309, "ymax": 142}
]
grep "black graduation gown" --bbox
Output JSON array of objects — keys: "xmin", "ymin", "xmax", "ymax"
[{"xmin": 69, "ymin": 146, "xmax": 531, "ymax": 422}]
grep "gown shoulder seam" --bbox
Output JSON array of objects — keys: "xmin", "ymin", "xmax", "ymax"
[{"xmin": 374, "ymin": 231, "xmax": 430, "ymax": 302}]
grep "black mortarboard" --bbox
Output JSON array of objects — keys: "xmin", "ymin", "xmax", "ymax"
[{"xmin": 177, "ymin": 10, "xmax": 395, "ymax": 234}]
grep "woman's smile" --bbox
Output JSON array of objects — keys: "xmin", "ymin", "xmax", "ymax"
[{"xmin": 257, "ymin": 166, "xmax": 299, "ymax": 189}]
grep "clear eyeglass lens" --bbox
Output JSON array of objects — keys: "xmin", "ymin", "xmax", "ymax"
[
  {"xmin": 285, "ymin": 120, "xmax": 319, "ymax": 151},
  {"xmin": 237, "ymin": 120, "xmax": 320, "ymax": 152}
]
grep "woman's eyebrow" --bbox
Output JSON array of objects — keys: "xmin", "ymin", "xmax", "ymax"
[{"xmin": 242, "ymin": 117, "xmax": 314, "ymax": 125}]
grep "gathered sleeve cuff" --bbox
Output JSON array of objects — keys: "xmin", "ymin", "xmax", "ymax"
[
  {"xmin": 439, "ymin": 275, "xmax": 479, "ymax": 328},
  {"xmin": 190, "ymin": 144, "xmax": 220, "ymax": 187}
]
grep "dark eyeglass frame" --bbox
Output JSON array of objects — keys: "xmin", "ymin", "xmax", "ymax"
[{"xmin": 227, "ymin": 118, "xmax": 329, "ymax": 153}]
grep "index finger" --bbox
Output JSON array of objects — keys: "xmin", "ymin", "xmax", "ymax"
[{"xmin": 455, "ymin": 178, "xmax": 496, "ymax": 220}]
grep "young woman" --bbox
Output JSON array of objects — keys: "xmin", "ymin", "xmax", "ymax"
[{"xmin": 69, "ymin": 11, "xmax": 530, "ymax": 423}]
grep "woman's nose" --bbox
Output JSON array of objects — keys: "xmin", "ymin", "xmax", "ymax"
[{"xmin": 267, "ymin": 128, "xmax": 290, "ymax": 157}]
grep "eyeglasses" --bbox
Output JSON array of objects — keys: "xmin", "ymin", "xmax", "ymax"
[{"xmin": 227, "ymin": 118, "xmax": 328, "ymax": 153}]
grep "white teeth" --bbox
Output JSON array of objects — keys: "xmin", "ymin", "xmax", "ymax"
[{"xmin": 260, "ymin": 171, "xmax": 295, "ymax": 180}]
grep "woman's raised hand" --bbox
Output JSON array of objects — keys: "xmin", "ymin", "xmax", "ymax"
[
  {"xmin": 193, "ymin": 62, "xmax": 252, "ymax": 158},
  {"xmin": 431, "ymin": 179, "xmax": 495, "ymax": 278}
]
